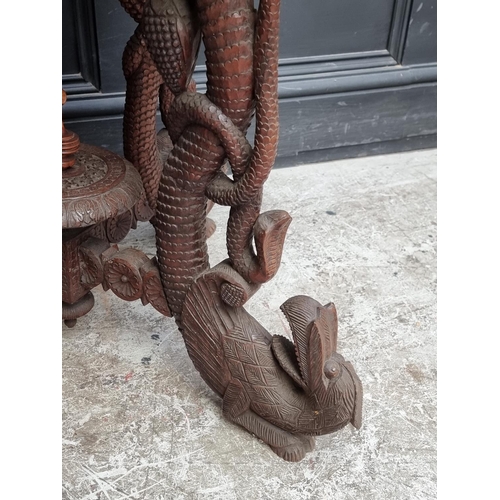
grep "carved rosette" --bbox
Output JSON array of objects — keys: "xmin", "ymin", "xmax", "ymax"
[
  {"xmin": 106, "ymin": 209, "xmax": 134, "ymax": 243},
  {"xmin": 103, "ymin": 248, "xmax": 150, "ymax": 301},
  {"xmin": 101, "ymin": 247, "xmax": 171, "ymax": 316}
]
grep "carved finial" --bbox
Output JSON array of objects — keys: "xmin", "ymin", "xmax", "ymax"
[{"xmin": 62, "ymin": 89, "xmax": 80, "ymax": 169}]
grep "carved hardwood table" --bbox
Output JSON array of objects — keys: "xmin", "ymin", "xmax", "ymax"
[{"xmin": 63, "ymin": 0, "xmax": 363, "ymax": 462}]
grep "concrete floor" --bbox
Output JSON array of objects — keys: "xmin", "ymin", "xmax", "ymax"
[{"xmin": 62, "ymin": 149, "xmax": 437, "ymax": 500}]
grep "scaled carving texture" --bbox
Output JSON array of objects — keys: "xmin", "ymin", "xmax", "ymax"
[{"xmin": 120, "ymin": 0, "xmax": 362, "ymax": 461}]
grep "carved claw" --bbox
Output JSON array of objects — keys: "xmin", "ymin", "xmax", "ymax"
[
  {"xmin": 270, "ymin": 434, "xmax": 316, "ymax": 463},
  {"xmin": 221, "ymin": 381, "xmax": 316, "ymax": 463}
]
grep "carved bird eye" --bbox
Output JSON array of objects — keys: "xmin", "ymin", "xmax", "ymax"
[{"xmin": 324, "ymin": 359, "xmax": 341, "ymax": 380}]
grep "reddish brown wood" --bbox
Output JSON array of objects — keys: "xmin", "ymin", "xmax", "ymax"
[
  {"xmin": 103, "ymin": 248, "xmax": 150, "ymax": 301},
  {"xmin": 62, "ymin": 94, "xmax": 152, "ymax": 325},
  {"xmin": 182, "ymin": 262, "xmax": 363, "ymax": 461},
  {"xmin": 140, "ymin": 257, "xmax": 172, "ymax": 316},
  {"xmin": 62, "ymin": 90, "xmax": 80, "ymax": 169},
  {"xmin": 118, "ymin": 0, "xmax": 363, "ymax": 461}
]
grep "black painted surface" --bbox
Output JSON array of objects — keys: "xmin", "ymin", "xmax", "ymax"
[
  {"xmin": 93, "ymin": 1, "xmax": 135, "ymax": 94},
  {"xmin": 66, "ymin": 81, "xmax": 436, "ymax": 161},
  {"xmin": 274, "ymin": 134, "xmax": 437, "ymax": 168},
  {"xmin": 62, "ymin": 0, "xmax": 80, "ymax": 75},
  {"xmin": 278, "ymin": 84, "xmax": 437, "ymax": 155},
  {"xmin": 62, "ymin": 0, "xmax": 101, "ymax": 93},
  {"xmin": 279, "ymin": 0, "xmax": 395, "ymax": 58},
  {"xmin": 62, "ymin": 0, "xmax": 437, "ymax": 164},
  {"xmin": 403, "ymin": 0, "xmax": 437, "ymax": 65}
]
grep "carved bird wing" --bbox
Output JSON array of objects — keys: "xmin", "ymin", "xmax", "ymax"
[
  {"xmin": 271, "ymin": 334, "xmax": 308, "ymax": 390},
  {"xmin": 274, "ymin": 296, "xmax": 338, "ymax": 394}
]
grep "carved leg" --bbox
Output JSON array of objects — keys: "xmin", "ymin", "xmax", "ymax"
[
  {"xmin": 62, "ymin": 292, "xmax": 95, "ymax": 328},
  {"xmin": 227, "ymin": 409, "xmax": 315, "ymax": 462},
  {"xmin": 117, "ymin": 0, "xmax": 363, "ymax": 462}
]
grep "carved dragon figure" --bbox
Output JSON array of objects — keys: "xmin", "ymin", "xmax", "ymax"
[{"xmin": 119, "ymin": 0, "xmax": 362, "ymax": 461}]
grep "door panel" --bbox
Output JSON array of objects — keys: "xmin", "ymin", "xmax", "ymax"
[
  {"xmin": 279, "ymin": 0, "xmax": 396, "ymax": 59},
  {"xmin": 62, "ymin": 0, "xmax": 436, "ymax": 162},
  {"xmin": 403, "ymin": 0, "xmax": 437, "ymax": 65}
]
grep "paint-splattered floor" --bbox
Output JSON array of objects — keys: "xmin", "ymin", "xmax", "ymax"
[{"xmin": 62, "ymin": 149, "xmax": 437, "ymax": 500}]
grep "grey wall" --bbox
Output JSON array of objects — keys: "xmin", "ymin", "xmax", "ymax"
[{"xmin": 63, "ymin": 0, "xmax": 437, "ymax": 165}]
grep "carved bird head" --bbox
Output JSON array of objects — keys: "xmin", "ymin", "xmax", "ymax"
[{"xmin": 272, "ymin": 296, "xmax": 362, "ymax": 433}]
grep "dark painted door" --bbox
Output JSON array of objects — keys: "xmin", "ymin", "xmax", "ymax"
[{"xmin": 63, "ymin": 0, "xmax": 436, "ymax": 164}]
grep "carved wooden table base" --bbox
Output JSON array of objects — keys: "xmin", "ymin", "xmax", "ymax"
[
  {"xmin": 62, "ymin": 92, "xmax": 151, "ymax": 326},
  {"xmin": 64, "ymin": 0, "xmax": 363, "ymax": 462}
]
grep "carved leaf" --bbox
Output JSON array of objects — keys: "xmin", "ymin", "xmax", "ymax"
[
  {"xmin": 251, "ymin": 385, "xmax": 281, "ymax": 406},
  {"xmin": 226, "ymin": 358, "xmax": 246, "ymax": 382},
  {"xmin": 237, "ymin": 341, "xmax": 259, "ymax": 366},
  {"xmin": 223, "ymin": 338, "xmax": 240, "ymax": 361},
  {"xmin": 244, "ymin": 364, "xmax": 267, "ymax": 387}
]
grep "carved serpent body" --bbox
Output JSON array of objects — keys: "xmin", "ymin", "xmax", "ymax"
[
  {"xmin": 155, "ymin": 0, "xmax": 281, "ymax": 317},
  {"xmin": 122, "ymin": 0, "xmax": 201, "ymax": 212},
  {"xmin": 120, "ymin": 0, "xmax": 362, "ymax": 461},
  {"xmin": 122, "ymin": 0, "xmax": 278, "ymax": 317}
]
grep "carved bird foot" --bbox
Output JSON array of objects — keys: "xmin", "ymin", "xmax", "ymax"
[{"xmin": 228, "ymin": 408, "xmax": 315, "ymax": 462}]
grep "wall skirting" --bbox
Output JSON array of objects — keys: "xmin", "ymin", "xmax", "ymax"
[{"xmin": 64, "ymin": 61, "xmax": 436, "ymax": 163}]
